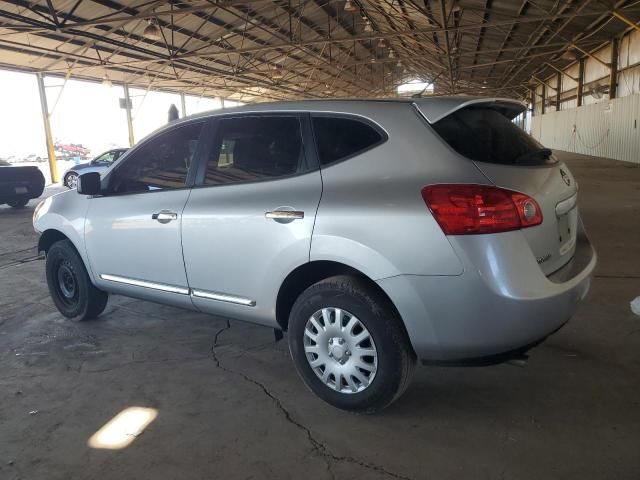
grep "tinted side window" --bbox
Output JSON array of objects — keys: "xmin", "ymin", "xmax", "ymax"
[
  {"xmin": 312, "ymin": 116, "xmax": 383, "ymax": 166},
  {"xmin": 203, "ymin": 116, "xmax": 303, "ymax": 186},
  {"xmin": 431, "ymin": 108, "xmax": 554, "ymax": 165},
  {"xmin": 111, "ymin": 122, "xmax": 203, "ymax": 194}
]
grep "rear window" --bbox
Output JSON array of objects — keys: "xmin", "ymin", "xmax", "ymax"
[
  {"xmin": 312, "ymin": 116, "xmax": 384, "ymax": 166},
  {"xmin": 431, "ymin": 107, "xmax": 555, "ymax": 165}
]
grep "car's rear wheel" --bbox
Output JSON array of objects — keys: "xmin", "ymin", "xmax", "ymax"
[
  {"xmin": 8, "ymin": 198, "xmax": 29, "ymax": 208},
  {"xmin": 64, "ymin": 172, "xmax": 79, "ymax": 189},
  {"xmin": 46, "ymin": 240, "xmax": 108, "ymax": 321},
  {"xmin": 288, "ymin": 275, "xmax": 415, "ymax": 413}
]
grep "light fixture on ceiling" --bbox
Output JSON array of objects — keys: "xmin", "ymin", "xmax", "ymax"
[
  {"xmin": 272, "ymin": 65, "xmax": 284, "ymax": 80},
  {"xmin": 377, "ymin": 38, "xmax": 385, "ymax": 48},
  {"xmin": 344, "ymin": 0, "xmax": 357, "ymax": 13},
  {"xmin": 388, "ymin": 50, "xmax": 395, "ymax": 59},
  {"xmin": 143, "ymin": 20, "xmax": 161, "ymax": 40},
  {"xmin": 561, "ymin": 49, "xmax": 579, "ymax": 61},
  {"xmin": 370, "ymin": 55, "xmax": 376, "ymax": 63},
  {"xmin": 101, "ymin": 75, "xmax": 112, "ymax": 88},
  {"xmin": 363, "ymin": 18, "xmax": 373, "ymax": 33},
  {"xmin": 397, "ymin": 60, "xmax": 402, "ymax": 67}
]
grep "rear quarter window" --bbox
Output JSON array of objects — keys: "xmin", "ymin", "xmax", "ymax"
[
  {"xmin": 431, "ymin": 107, "xmax": 555, "ymax": 166},
  {"xmin": 312, "ymin": 116, "xmax": 386, "ymax": 166}
]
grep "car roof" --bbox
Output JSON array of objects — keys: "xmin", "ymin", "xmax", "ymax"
[{"xmin": 179, "ymin": 96, "xmax": 525, "ymax": 124}]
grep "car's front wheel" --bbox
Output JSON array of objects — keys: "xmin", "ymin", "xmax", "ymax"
[
  {"xmin": 45, "ymin": 240, "xmax": 108, "ymax": 321},
  {"xmin": 288, "ymin": 275, "xmax": 415, "ymax": 413},
  {"xmin": 64, "ymin": 172, "xmax": 79, "ymax": 189}
]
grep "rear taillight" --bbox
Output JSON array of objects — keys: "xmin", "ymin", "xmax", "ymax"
[{"xmin": 421, "ymin": 184, "xmax": 543, "ymax": 235}]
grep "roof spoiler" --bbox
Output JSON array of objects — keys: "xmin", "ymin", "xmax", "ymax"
[{"xmin": 413, "ymin": 97, "xmax": 527, "ymax": 123}]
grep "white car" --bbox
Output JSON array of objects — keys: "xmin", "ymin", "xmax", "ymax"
[{"xmin": 33, "ymin": 98, "xmax": 596, "ymax": 412}]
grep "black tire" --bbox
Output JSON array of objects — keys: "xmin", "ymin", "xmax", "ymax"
[
  {"xmin": 8, "ymin": 198, "xmax": 29, "ymax": 208},
  {"xmin": 288, "ymin": 275, "xmax": 415, "ymax": 413},
  {"xmin": 45, "ymin": 240, "xmax": 108, "ymax": 321}
]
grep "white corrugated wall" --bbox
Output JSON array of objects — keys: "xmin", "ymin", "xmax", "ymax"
[{"xmin": 531, "ymin": 93, "xmax": 640, "ymax": 164}]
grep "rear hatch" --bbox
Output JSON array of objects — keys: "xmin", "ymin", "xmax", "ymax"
[
  {"xmin": 0, "ymin": 165, "xmax": 46, "ymax": 198},
  {"xmin": 416, "ymin": 98, "xmax": 578, "ymax": 275}
]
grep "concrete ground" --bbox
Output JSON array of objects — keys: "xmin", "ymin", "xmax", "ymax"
[{"xmin": 1, "ymin": 152, "xmax": 639, "ymax": 480}]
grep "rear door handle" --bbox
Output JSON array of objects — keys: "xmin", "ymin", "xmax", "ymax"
[
  {"xmin": 152, "ymin": 210, "xmax": 178, "ymax": 223},
  {"xmin": 265, "ymin": 210, "xmax": 304, "ymax": 220}
]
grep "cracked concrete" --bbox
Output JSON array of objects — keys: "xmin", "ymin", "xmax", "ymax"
[
  {"xmin": 1, "ymin": 153, "xmax": 639, "ymax": 480},
  {"xmin": 211, "ymin": 322, "xmax": 412, "ymax": 480}
]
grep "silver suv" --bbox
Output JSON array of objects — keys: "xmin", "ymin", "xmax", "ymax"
[{"xmin": 33, "ymin": 97, "xmax": 596, "ymax": 412}]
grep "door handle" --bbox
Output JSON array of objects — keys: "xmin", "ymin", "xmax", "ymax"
[
  {"xmin": 152, "ymin": 210, "xmax": 178, "ymax": 223},
  {"xmin": 265, "ymin": 210, "xmax": 304, "ymax": 220}
]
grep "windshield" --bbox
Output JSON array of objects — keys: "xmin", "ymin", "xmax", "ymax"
[{"xmin": 431, "ymin": 107, "xmax": 556, "ymax": 166}]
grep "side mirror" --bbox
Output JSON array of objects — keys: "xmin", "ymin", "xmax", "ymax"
[{"xmin": 77, "ymin": 172, "xmax": 102, "ymax": 195}]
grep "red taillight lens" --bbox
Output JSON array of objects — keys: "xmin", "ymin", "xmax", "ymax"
[{"xmin": 421, "ymin": 184, "xmax": 543, "ymax": 235}]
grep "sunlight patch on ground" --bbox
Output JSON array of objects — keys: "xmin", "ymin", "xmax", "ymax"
[{"xmin": 88, "ymin": 407, "xmax": 158, "ymax": 450}]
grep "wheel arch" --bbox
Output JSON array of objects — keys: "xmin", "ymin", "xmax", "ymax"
[
  {"xmin": 38, "ymin": 229, "xmax": 71, "ymax": 254},
  {"xmin": 275, "ymin": 260, "xmax": 412, "ymax": 345}
]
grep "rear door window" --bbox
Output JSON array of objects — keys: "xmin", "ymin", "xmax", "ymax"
[
  {"xmin": 312, "ymin": 116, "xmax": 385, "ymax": 166},
  {"xmin": 431, "ymin": 107, "xmax": 555, "ymax": 165}
]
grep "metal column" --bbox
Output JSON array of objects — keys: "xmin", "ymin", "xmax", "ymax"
[
  {"xmin": 180, "ymin": 92, "xmax": 187, "ymax": 118},
  {"xmin": 36, "ymin": 73, "xmax": 58, "ymax": 183},
  {"xmin": 123, "ymin": 83, "xmax": 135, "ymax": 147},
  {"xmin": 555, "ymin": 72, "xmax": 562, "ymax": 111},
  {"xmin": 577, "ymin": 58, "xmax": 585, "ymax": 107},
  {"xmin": 609, "ymin": 38, "xmax": 619, "ymax": 100},
  {"xmin": 220, "ymin": 97, "xmax": 225, "ymax": 109}
]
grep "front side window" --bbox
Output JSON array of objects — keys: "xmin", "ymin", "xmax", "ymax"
[
  {"xmin": 203, "ymin": 116, "xmax": 303, "ymax": 186},
  {"xmin": 110, "ymin": 122, "xmax": 203, "ymax": 194},
  {"xmin": 312, "ymin": 116, "xmax": 384, "ymax": 166}
]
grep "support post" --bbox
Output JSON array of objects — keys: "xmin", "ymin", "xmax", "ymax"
[
  {"xmin": 577, "ymin": 58, "xmax": 585, "ymax": 107},
  {"xmin": 36, "ymin": 73, "xmax": 58, "ymax": 184},
  {"xmin": 556, "ymin": 72, "xmax": 562, "ymax": 111},
  {"xmin": 530, "ymin": 87, "xmax": 536, "ymax": 117},
  {"xmin": 180, "ymin": 92, "xmax": 187, "ymax": 118},
  {"xmin": 609, "ymin": 38, "xmax": 619, "ymax": 100},
  {"xmin": 220, "ymin": 97, "xmax": 225, "ymax": 109},
  {"xmin": 541, "ymin": 84, "xmax": 546, "ymax": 115},
  {"xmin": 123, "ymin": 83, "xmax": 134, "ymax": 147}
]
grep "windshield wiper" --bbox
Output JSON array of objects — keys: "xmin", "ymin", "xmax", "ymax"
[{"xmin": 513, "ymin": 148, "xmax": 552, "ymax": 165}]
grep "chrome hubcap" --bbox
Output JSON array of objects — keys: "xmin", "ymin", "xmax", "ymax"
[
  {"xmin": 67, "ymin": 174, "xmax": 78, "ymax": 189},
  {"xmin": 303, "ymin": 307, "xmax": 377, "ymax": 394}
]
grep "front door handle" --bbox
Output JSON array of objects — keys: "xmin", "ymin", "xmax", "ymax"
[
  {"xmin": 152, "ymin": 210, "xmax": 178, "ymax": 224},
  {"xmin": 265, "ymin": 210, "xmax": 304, "ymax": 220}
]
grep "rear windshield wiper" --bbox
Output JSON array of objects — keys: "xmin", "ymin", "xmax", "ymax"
[{"xmin": 513, "ymin": 148, "xmax": 553, "ymax": 165}]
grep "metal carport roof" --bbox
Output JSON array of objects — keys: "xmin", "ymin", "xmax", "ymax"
[{"xmin": 1, "ymin": 1, "xmax": 639, "ymax": 102}]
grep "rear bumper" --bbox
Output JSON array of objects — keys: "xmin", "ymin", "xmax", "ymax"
[{"xmin": 377, "ymin": 220, "xmax": 596, "ymax": 362}]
